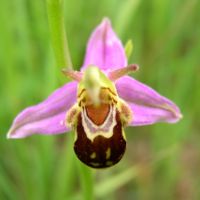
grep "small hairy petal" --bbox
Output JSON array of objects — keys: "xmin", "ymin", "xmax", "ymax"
[
  {"xmin": 116, "ymin": 76, "xmax": 182, "ymax": 126},
  {"xmin": 7, "ymin": 82, "xmax": 77, "ymax": 138},
  {"xmin": 82, "ymin": 18, "xmax": 127, "ymax": 70}
]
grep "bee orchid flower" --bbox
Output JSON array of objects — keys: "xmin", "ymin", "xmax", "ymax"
[{"xmin": 7, "ymin": 18, "xmax": 182, "ymax": 168}]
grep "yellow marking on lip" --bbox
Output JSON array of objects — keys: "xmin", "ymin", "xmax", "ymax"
[
  {"xmin": 106, "ymin": 148, "xmax": 111, "ymax": 159},
  {"xmin": 90, "ymin": 152, "xmax": 96, "ymax": 159},
  {"xmin": 81, "ymin": 105, "xmax": 117, "ymax": 142},
  {"xmin": 106, "ymin": 161, "xmax": 113, "ymax": 166},
  {"xmin": 90, "ymin": 162, "xmax": 100, "ymax": 167}
]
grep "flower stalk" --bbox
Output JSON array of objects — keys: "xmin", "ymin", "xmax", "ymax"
[{"xmin": 46, "ymin": 0, "xmax": 72, "ymax": 69}]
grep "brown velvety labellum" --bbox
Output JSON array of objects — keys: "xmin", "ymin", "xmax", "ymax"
[{"xmin": 74, "ymin": 111, "xmax": 126, "ymax": 168}]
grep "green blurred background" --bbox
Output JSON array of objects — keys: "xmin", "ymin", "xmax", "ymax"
[{"xmin": 0, "ymin": 0, "xmax": 200, "ymax": 199}]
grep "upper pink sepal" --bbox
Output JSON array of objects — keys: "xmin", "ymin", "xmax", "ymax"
[{"xmin": 82, "ymin": 18, "xmax": 127, "ymax": 70}]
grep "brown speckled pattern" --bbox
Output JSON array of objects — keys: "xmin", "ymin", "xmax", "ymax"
[{"xmin": 74, "ymin": 110, "xmax": 126, "ymax": 168}]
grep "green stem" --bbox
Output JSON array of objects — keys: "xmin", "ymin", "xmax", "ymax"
[{"xmin": 46, "ymin": 0, "xmax": 72, "ymax": 69}]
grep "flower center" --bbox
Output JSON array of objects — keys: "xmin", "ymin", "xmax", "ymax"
[
  {"xmin": 85, "ymin": 103, "xmax": 110, "ymax": 125},
  {"xmin": 74, "ymin": 104, "xmax": 126, "ymax": 168},
  {"xmin": 64, "ymin": 65, "xmax": 134, "ymax": 168}
]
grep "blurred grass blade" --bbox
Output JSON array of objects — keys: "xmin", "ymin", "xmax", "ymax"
[
  {"xmin": 95, "ymin": 166, "xmax": 138, "ymax": 198},
  {"xmin": 51, "ymin": 134, "xmax": 77, "ymax": 200},
  {"xmin": 0, "ymin": 166, "xmax": 21, "ymax": 200},
  {"xmin": 77, "ymin": 162, "xmax": 94, "ymax": 200},
  {"xmin": 115, "ymin": 0, "xmax": 141, "ymax": 36}
]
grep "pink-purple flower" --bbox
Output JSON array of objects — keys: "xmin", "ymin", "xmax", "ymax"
[
  {"xmin": 7, "ymin": 18, "xmax": 182, "ymax": 168},
  {"xmin": 7, "ymin": 18, "xmax": 182, "ymax": 139}
]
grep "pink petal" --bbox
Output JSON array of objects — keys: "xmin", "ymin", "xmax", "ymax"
[
  {"xmin": 82, "ymin": 18, "xmax": 127, "ymax": 71},
  {"xmin": 7, "ymin": 82, "xmax": 77, "ymax": 138},
  {"xmin": 116, "ymin": 76, "xmax": 182, "ymax": 126}
]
